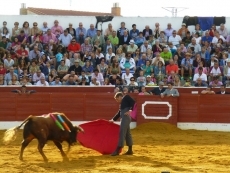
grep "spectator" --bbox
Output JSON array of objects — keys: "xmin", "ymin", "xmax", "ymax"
[
  {"xmin": 97, "ymin": 58, "xmax": 108, "ymax": 78},
  {"xmin": 209, "ymin": 61, "xmax": 222, "ymax": 82},
  {"xmin": 0, "ymin": 63, "xmax": 6, "ymax": 76},
  {"xmin": 76, "ymin": 22, "xmax": 86, "ymax": 44},
  {"xmin": 119, "ymin": 52, "xmax": 135, "ymax": 73},
  {"xmin": 174, "ymin": 75, "xmax": 182, "ymax": 87},
  {"xmin": 180, "ymin": 53, "xmax": 193, "ymax": 79},
  {"xmin": 119, "ymin": 30, "xmax": 131, "ymax": 50},
  {"xmin": 166, "ymin": 59, "xmax": 178, "ymax": 75},
  {"xmin": 104, "ymin": 39, "xmax": 115, "ymax": 55},
  {"xmin": 135, "ymin": 32, "xmax": 145, "ymax": 47},
  {"xmin": 140, "ymin": 41, "xmax": 151, "ymax": 54},
  {"xmin": 212, "ymin": 31, "xmax": 226, "ymax": 45},
  {"xmin": 33, "ymin": 70, "xmax": 45, "ymax": 84},
  {"xmin": 78, "ymin": 77, "xmax": 90, "ymax": 85},
  {"xmin": 82, "ymin": 60, "xmax": 93, "ymax": 77},
  {"xmin": 153, "ymin": 22, "xmax": 161, "ymax": 39},
  {"xmin": 136, "ymin": 70, "xmax": 146, "ymax": 87},
  {"xmin": 216, "ymin": 85, "xmax": 230, "ymax": 94},
  {"xmin": 122, "ymin": 68, "xmax": 133, "ymax": 86},
  {"xmin": 21, "ymin": 21, "xmax": 31, "ymax": 37},
  {"xmin": 158, "ymin": 31, "xmax": 167, "ymax": 45},
  {"xmin": 36, "ymin": 76, "xmax": 49, "ymax": 86},
  {"xmin": 142, "ymin": 60, "xmax": 153, "ymax": 76},
  {"xmin": 152, "ymin": 52, "xmax": 165, "ymax": 66},
  {"xmin": 41, "ymin": 22, "xmax": 49, "ymax": 34},
  {"xmin": 193, "ymin": 32, "xmax": 201, "ymax": 44},
  {"xmin": 192, "ymin": 24, "xmax": 203, "ymax": 37},
  {"xmin": 4, "ymin": 54, "xmax": 14, "ymax": 70},
  {"xmin": 209, "ymin": 76, "xmax": 223, "ymax": 87},
  {"xmin": 152, "ymin": 40, "xmax": 163, "ymax": 54},
  {"xmin": 161, "ymin": 82, "xmax": 179, "ymax": 98},
  {"xmin": 81, "ymin": 38, "xmax": 93, "ymax": 55},
  {"xmin": 104, "ymin": 23, "xmax": 114, "ymax": 38},
  {"xmin": 1, "ymin": 27, "xmax": 10, "ymax": 39},
  {"xmin": 128, "ymin": 76, "xmax": 138, "ymax": 87},
  {"xmin": 50, "ymin": 76, "xmax": 62, "ymax": 85},
  {"xmin": 20, "ymin": 77, "xmax": 32, "ymax": 86},
  {"xmin": 168, "ymin": 42, "xmax": 177, "ymax": 56},
  {"xmin": 67, "ymin": 38, "xmax": 81, "ymax": 54},
  {"xmin": 129, "ymin": 24, "xmax": 139, "ymax": 40},
  {"xmin": 91, "ymin": 29, "xmax": 105, "ymax": 47},
  {"xmin": 90, "ymin": 77, "xmax": 101, "ymax": 86},
  {"xmin": 0, "ymin": 74, "xmax": 6, "ymax": 85},
  {"xmin": 187, "ymin": 38, "xmax": 201, "ymax": 54},
  {"xmin": 63, "ymin": 70, "xmax": 79, "ymax": 83},
  {"xmin": 12, "ymin": 22, "xmax": 21, "ymax": 37},
  {"xmin": 201, "ymin": 31, "xmax": 212, "ymax": 45},
  {"xmin": 194, "ymin": 78, "xmax": 208, "ymax": 87},
  {"xmin": 117, "ymin": 22, "xmax": 129, "ymax": 38},
  {"xmin": 168, "ymin": 30, "xmax": 182, "ymax": 47},
  {"xmin": 31, "ymin": 22, "xmax": 41, "ymax": 37},
  {"xmin": 68, "ymin": 59, "xmax": 82, "ymax": 76},
  {"xmin": 160, "ymin": 47, "xmax": 172, "ymax": 65},
  {"xmin": 193, "ymin": 67, "xmax": 207, "ymax": 83},
  {"xmin": 58, "ymin": 29, "xmax": 73, "ymax": 48},
  {"xmin": 4, "ymin": 67, "xmax": 18, "ymax": 84},
  {"xmin": 106, "ymin": 47, "xmax": 116, "ymax": 63},
  {"xmin": 148, "ymin": 35, "xmax": 156, "ymax": 46},
  {"xmin": 48, "ymin": 69, "xmax": 58, "ymax": 83},
  {"xmin": 137, "ymin": 53, "xmax": 147, "ymax": 68},
  {"xmin": 43, "ymin": 29, "xmax": 57, "ymax": 44},
  {"xmin": 154, "ymin": 61, "xmax": 166, "ymax": 82},
  {"xmin": 217, "ymin": 24, "xmax": 228, "ymax": 38},
  {"xmin": 109, "ymin": 73, "xmax": 120, "ymax": 85},
  {"xmin": 64, "ymin": 75, "xmax": 77, "ymax": 85},
  {"xmin": 0, "ymin": 36, "xmax": 7, "ymax": 49},
  {"xmin": 109, "ymin": 60, "xmax": 121, "ymax": 76},
  {"xmin": 86, "ymin": 24, "xmax": 97, "ymax": 38},
  {"xmin": 51, "ymin": 20, "xmax": 63, "ymax": 38},
  {"xmin": 12, "ymin": 85, "xmax": 35, "ymax": 94},
  {"xmin": 108, "ymin": 31, "xmax": 119, "ymax": 48},
  {"xmin": 66, "ymin": 23, "xmax": 76, "ymax": 38},
  {"xmin": 201, "ymin": 86, "xmax": 215, "ymax": 94},
  {"xmin": 146, "ymin": 75, "xmax": 155, "ymax": 86},
  {"xmin": 142, "ymin": 25, "xmax": 152, "ymax": 40},
  {"xmin": 193, "ymin": 54, "xmax": 205, "ymax": 69},
  {"xmin": 8, "ymin": 75, "xmax": 20, "ymax": 85},
  {"xmin": 139, "ymin": 86, "xmax": 150, "ymax": 95},
  {"xmin": 177, "ymin": 23, "xmax": 189, "ymax": 39},
  {"xmin": 29, "ymin": 45, "xmax": 41, "ymax": 62},
  {"xmin": 91, "ymin": 69, "xmax": 104, "ymax": 85},
  {"xmin": 149, "ymin": 81, "xmax": 165, "ymax": 95},
  {"xmin": 57, "ymin": 60, "xmax": 68, "ymax": 79}
]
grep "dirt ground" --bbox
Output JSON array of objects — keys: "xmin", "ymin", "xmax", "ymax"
[{"xmin": 1, "ymin": 122, "xmax": 230, "ymax": 173}]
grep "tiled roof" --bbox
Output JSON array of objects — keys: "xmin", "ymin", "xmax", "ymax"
[{"xmin": 27, "ymin": 7, "xmax": 112, "ymax": 16}]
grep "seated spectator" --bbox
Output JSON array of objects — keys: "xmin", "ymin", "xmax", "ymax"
[
  {"xmin": 201, "ymin": 86, "xmax": 215, "ymax": 94},
  {"xmin": 109, "ymin": 73, "xmax": 121, "ymax": 85},
  {"xmin": 103, "ymin": 39, "xmax": 114, "ymax": 55},
  {"xmin": 67, "ymin": 38, "xmax": 81, "ymax": 54},
  {"xmin": 128, "ymin": 77, "xmax": 138, "ymax": 87},
  {"xmin": 48, "ymin": 69, "xmax": 58, "ymax": 83},
  {"xmin": 68, "ymin": 59, "xmax": 82, "ymax": 76},
  {"xmin": 91, "ymin": 69, "xmax": 104, "ymax": 85},
  {"xmin": 217, "ymin": 23, "xmax": 228, "ymax": 38},
  {"xmin": 29, "ymin": 45, "xmax": 42, "ymax": 62},
  {"xmin": 120, "ymin": 52, "xmax": 135, "ymax": 74},
  {"xmin": 75, "ymin": 22, "xmax": 86, "ymax": 44},
  {"xmin": 43, "ymin": 29, "xmax": 57, "ymax": 44},
  {"xmin": 119, "ymin": 30, "xmax": 131, "ymax": 50},
  {"xmin": 17, "ymin": 30, "xmax": 28, "ymax": 45},
  {"xmin": 97, "ymin": 58, "xmax": 108, "ymax": 78},
  {"xmin": 33, "ymin": 70, "xmax": 45, "ymax": 84},
  {"xmin": 139, "ymin": 86, "xmax": 150, "ymax": 95},
  {"xmin": 193, "ymin": 32, "xmax": 201, "ymax": 44},
  {"xmin": 108, "ymin": 30, "xmax": 119, "ymax": 48},
  {"xmin": 160, "ymin": 47, "xmax": 172, "ymax": 65},
  {"xmin": 209, "ymin": 61, "xmax": 222, "ymax": 82},
  {"xmin": 12, "ymin": 22, "xmax": 21, "ymax": 37},
  {"xmin": 201, "ymin": 31, "xmax": 212, "ymax": 45},
  {"xmin": 142, "ymin": 60, "xmax": 153, "ymax": 76},
  {"xmin": 158, "ymin": 31, "xmax": 167, "ymax": 45},
  {"xmin": 182, "ymin": 31, "xmax": 192, "ymax": 47},
  {"xmin": 168, "ymin": 42, "xmax": 177, "ymax": 56},
  {"xmin": 146, "ymin": 48, "xmax": 153, "ymax": 59},
  {"xmin": 151, "ymin": 52, "xmax": 165, "ymax": 66},
  {"xmin": 11, "ymin": 37, "xmax": 21, "ymax": 52},
  {"xmin": 1, "ymin": 27, "xmax": 10, "ymax": 39},
  {"xmin": 166, "ymin": 59, "xmax": 179, "ymax": 75},
  {"xmin": 168, "ymin": 30, "xmax": 182, "ymax": 46},
  {"xmin": 91, "ymin": 29, "xmax": 105, "ymax": 48},
  {"xmin": 122, "ymin": 68, "xmax": 133, "ymax": 85},
  {"xmin": 29, "ymin": 60, "xmax": 40, "ymax": 76},
  {"xmin": 194, "ymin": 78, "xmax": 208, "ymax": 87},
  {"xmin": 57, "ymin": 60, "xmax": 68, "ymax": 79},
  {"xmin": 173, "ymin": 54, "xmax": 181, "ymax": 67},
  {"xmin": 50, "ymin": 76, "xmax": 62, "ymax": 85},
  {"xmin": 106, "ymin": 47, "xmax": 116, "ymax": 63},
  {"xmin": 223, "ymin": 59, "xmax": 230, "ymax": 85},
  {"xmin": 0, "ymin": 63, "xmax": 6, "ymax": 76},
  {"xmin": 220, "ymin": 52, "xmax": 228, "ymax": 68},
  {"xmin": 58, "ymin": 29, "xmax": 73, "ymax": 48},
  {"xmin": 181, "ymin": 53, "xmax": 193, "ymax": 79},
  {"xmin": 193, "ymin": 54, "xmax": 205, "ymax": 69},
  {"xmin": 19, "ymin": 68, "xmax": 32, "ymax": 81},
  {"xmin": 90, "ymin": 77, "xmax": 101, "ymax": 86},
  {"xmin": 200, "ymin": 46, "xmax": 210, "ymax": 62},
  {"xmin": 149, "ymin": 81, "xmax": 165, "ymax": 95},
  {"xmin": 78, "ymin": 70, "xmax": 89, "ymax": 83},
  {"xmin": 187, "ymin": 38, "xmax": 201, "ymax": 54},
  {"xmin": 143, "ymin": 25, "xmax": 152, "ymax": 40},
  {"xmin": 216, "ymin": 85, "xmax": 230, "ymax": 94},
  {"xmin": 81, "ymin": 38, "xmax": 93, "ymax": 55},
  {"xmin": 161, "ymin": 82, "xmax": 179, "ymax": 98},
  {"xmin": 4, "ymin": 54, "xmax": 14, "ymax": 71},
  {"xmin": 177, "ymin": 23, "xmax": 189, "ymax": 39},
  {"xmin": 148, "ymin": 35, "xmax": 155, "ymax": 46},
  {"xmin": 7, "ymin": 75, "xmax": 20, "ymax": 85},
  {"xmin": 36, "ymin": 76, "xmax": 49, "ymax": 86},
  {"xmin": 137, "ymin": 53, "xmax": 147, "ymax": 68},
  {"xmin": 64, "ymin": 75, "xmax": 77, "ymax": 85},
  {"xmin": 103, "ymin": 78, "xmax": 112, "ymax": 85},
  {"xmin": 135, "ymin": 32, "xmax": 145, "ymax": 47},
  {"xmin": 140, "ymin": 41, "xmax": 151, "ymax": 54},
  {"xmin": 0, "ymin": 36, "xmax": 7, "ymax": 49},
  {"xmin": 4, "ymin": 67, "xmax": 18, "ymax": 84},
  {"xmin": 174, "ymin": 75, "xmax": 182, "ymax": 87},
  {"xmin": 136, "ymin": 70, "xmax": 146, "ymax": 87},
  {"xmin": 154, "ymin": 61, "xmax": 166, "ymax": 82},
  {"xmin": 209, "ymin": 76, "xmax": 223, "ymax": 87},
  {"xmin": 78, "ymin": 77, "xmax": 90, "ymax": 85},
  {"xmin": 146, "ymin": 75, "xmax": 155, "ymax": 86},
  {"xmin": 129, "ymin": 24, "xmax": 139, "ymax": 40},
  {"xmin": 20, "ymin": 77, "xmax": 32, "ymax": 86},
  {"xmin": 206, "ymin": 55, "xmax": 218, "ymax": 68},
  {"xmin": 183, "ymin": 78, "xmax": 192, "ymax": 87},
  {"xmin": 51, "ymin": 20, "xmax": 63, "ymax": 38},
  {"xmin": 86, "ymin": 24, "xmax": 97, "ymax": 38},
  {"xmin": 212, "ymin": 31, "xmax": 226, "ymax": 45},
  {"xmin": 127, "ymin": 40, "xmax": 138, "ymax": 55},
  {"xmin": 193, "ymin": 67, "xmax": 208, "ymax": 83}
]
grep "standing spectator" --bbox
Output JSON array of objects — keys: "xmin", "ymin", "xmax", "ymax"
[
  {"xmin": 86, "ymin": 24, "xmax": 97, "ymax": 38},
  {"xmin": 201, "ymin": 86, "xmax": 215, "ymax": 94},
  {"xmin": 66, "ymin": 23, "xmax": 76, "ymax": 38},
  {"xmin": 41, "ymin": 22, "xmax": 49, "ymax": 34},
  {"xmin": 76, "ymin": 22, "xmax": 86, "ymax": 44},
  {"xmin": 51, "ymin": 20, "xmax": 63, "ymax": 39}
]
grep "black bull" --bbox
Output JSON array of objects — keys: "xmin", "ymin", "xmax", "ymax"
[{"xmin": 3, "ymin": 113, "xmax": 84, "ymax": 162}]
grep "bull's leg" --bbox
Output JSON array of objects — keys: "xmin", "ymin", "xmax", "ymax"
[
  {"xmin": 53, "ymin": 141, "xmax": 69, "ymax": 161},
  {"xmin": 19, "ymin": 136, "xmax": 34, "ymax": 161},
  {"xmin": 37, "ymin": 139, "xmax": 48, "ymax": 162}
]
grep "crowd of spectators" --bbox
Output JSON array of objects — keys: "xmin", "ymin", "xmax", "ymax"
[{"xmin": 0, "ymin": 20, "xmax": 230, "ymax": 92}]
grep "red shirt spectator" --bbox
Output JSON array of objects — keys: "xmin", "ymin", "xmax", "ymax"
[
  {"xmin": 0, "ymin": 64, "xmax": 6, "ymax": 75},
  {"xmin": 67, "ymin": 39, "xmax": 81, "ymax": 53},
  {"xmin": 16, "ymin": 45, "xmax": 28, "ymax": 58},
  {"xmin": 166, "ymin": 59, "xmax": 179, "ymax": 75}
]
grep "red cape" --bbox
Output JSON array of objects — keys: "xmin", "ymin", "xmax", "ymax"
[{"xmin": 77, "ymin": 119, "xmax": 121, "ymax": 155}]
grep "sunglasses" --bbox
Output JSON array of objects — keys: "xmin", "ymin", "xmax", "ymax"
[
  {"xmin": 34, "ymin": 25, "xmax": 37, "ymax": 26},
  {"xmin": 131, "ymin": 80, "xmax": 135, "ymax": 81}
]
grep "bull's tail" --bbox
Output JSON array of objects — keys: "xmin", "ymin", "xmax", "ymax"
[{"xmin": 2, "ymin": 115, "xmax": 32, "ymax": 145}]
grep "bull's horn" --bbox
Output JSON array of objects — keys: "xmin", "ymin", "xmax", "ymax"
[{"xmin": 77, "ymin": 126, "xmax": 84, "ymax": 133}]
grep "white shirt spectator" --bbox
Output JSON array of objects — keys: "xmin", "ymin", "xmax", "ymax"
[
  {"xmin": 33, "ymin": 73, "xmax": 45, "ymax": 83},
  {"xmin": 140, "ymin": 44, "xmax": 152, "ymax": 53},
  {"xmin": 194, "ymin": 37, "xmax": 201, "ymax": 44},
  {"xmin": 187, "ymin": 43, "xmax": 201, "ymax": 53},
  {"xmin": 58, "ymin": 33, "xmax": 73, "ymax": 47},
  {"xmin": 65, "ymin": 58, "xmax": 71, "ymax": 68},
  {"xmin": 210, "ymin": 67, "xmax": 221, "ymax": 75},
  {"xmin": 217, "ymin": 28, "xmax": 228, "ymax": 38},
  {"xmin": 212, "ymin": 36, "xmax": 226, "ymax": 44},
  {"xmin": 193, "ymin": 73, "xmax": 207, "ymax": 82},
  {"xmin": 36, "ymin": 80, "xmax": 49, "ymax": 86},
  {"xmin": 106, "ymin": 53, "xmax": 115, "ymax": 62},
  {"xmin": 168, "ymin": 35, "xmax": 182, "ymax": 46},
  {"xmin": 90, "ymin": 81, "xmax": 101, "ymax": 86},
  {"xmin": 91, "ymin": 72, "xmax": 104, "ymax": 84},
  {"xmin": 121, "ymin": 73, "xmax": 133, "ymax": 85},
  {"xmin": 4, "ymin": 59, "xmax": 14, "ymax": 69}
]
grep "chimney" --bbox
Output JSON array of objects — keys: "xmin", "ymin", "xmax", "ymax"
[
  {"xmin": 111, "ymin": 3, "xmax": 121, "ymax": 16},
  {"xmin": 20, "ymin": 3, "xmax": 27, "ymax": 15}
]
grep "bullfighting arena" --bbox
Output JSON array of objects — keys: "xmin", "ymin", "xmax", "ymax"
[{"xmin": 1, "ymin": 122, "xmax": 230, "ymax": 173}]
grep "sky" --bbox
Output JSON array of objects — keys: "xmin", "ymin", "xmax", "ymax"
[{"xmin": 1, "ymin": 0, "xmax": 230, "ymax": 17}]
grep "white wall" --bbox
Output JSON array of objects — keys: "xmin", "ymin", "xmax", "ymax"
[{"xmin": 1, "ymin": 15, "xmax": 230, "ymax": 36}]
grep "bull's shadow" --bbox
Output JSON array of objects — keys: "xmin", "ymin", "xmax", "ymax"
[{"xmin": 36, "ymin": 155, "xmax": 190, "ymax": 172}]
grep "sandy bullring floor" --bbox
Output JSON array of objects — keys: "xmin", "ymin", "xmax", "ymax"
[{"xmin": 1, "ymin": 122, "xmax": 230, "ymax": 173}]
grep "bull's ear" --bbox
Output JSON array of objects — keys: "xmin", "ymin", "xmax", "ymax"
[{"xmin": 75, "ymin": 126, "xmax": 84, "ymax": 133}]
